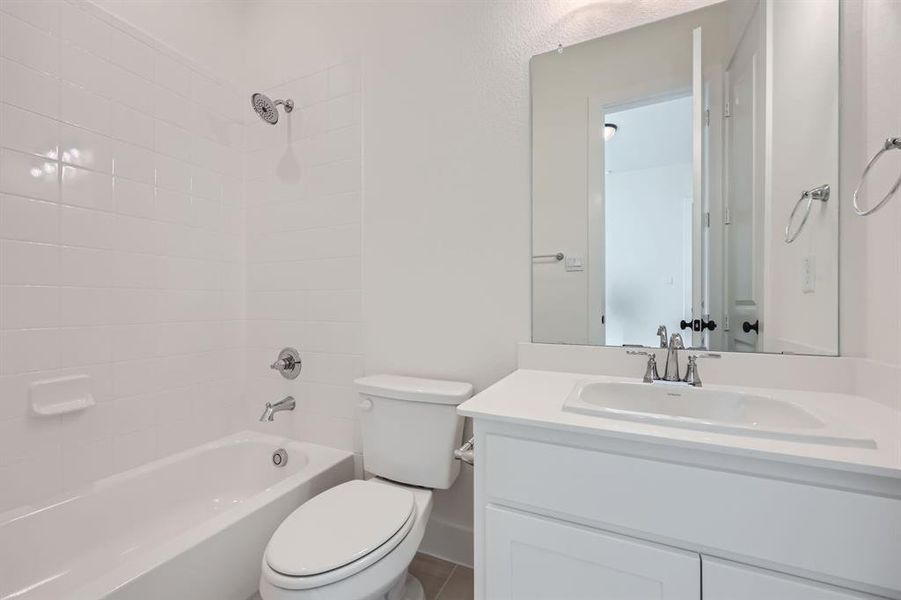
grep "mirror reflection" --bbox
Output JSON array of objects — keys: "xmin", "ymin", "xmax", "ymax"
[{"xmin": 531, "ymin": 0, "xmax": 839, "ymax": 355}]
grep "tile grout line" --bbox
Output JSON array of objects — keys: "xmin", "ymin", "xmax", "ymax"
[{"xmin": 433, "ymin": 564, "xmax": 457, "ymax": 600}]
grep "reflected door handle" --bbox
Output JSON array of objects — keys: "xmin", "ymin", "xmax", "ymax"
[
  {"xmin": 742, "ymin": 320, "xmax": 759, "ymax": 334},
  {"xmin": 681, "ymin": 319, "xmax": 717, "ymax": 332}
]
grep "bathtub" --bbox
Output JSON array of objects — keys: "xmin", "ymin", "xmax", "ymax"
[{"xmin": 0, "ymin": 431, "xmax": 354, "ymax": 600}]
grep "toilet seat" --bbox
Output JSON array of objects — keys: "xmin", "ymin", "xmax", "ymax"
[{"xmin": 264, "ymin": 480, "xmax": 416, "ymax": 590}]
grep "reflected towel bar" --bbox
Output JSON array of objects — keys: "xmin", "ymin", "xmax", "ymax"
[
  {"xmin": 532, "ymin": 252, "xmax": 564, "ymax": 261},
  {"xmin": 784, "ymin": 184, "xmax": 830, "ymax": 244}
]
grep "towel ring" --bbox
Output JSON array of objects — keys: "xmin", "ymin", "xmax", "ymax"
[
  {"xmin": 852, "ymin": 137, "xmax": 901, "ymax": 216},
  {"xmin": 784, "ymin": 184, "xmax": 830, "ymax": 244}
]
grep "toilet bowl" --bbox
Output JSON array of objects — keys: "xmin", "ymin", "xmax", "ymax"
[
  {"xmin": 259, "ymin": 375, "xmax": 472, "ymax": 600},
  {"xmin": 260, "ymin": 479, "xmax": 433, "ymax": 600}
]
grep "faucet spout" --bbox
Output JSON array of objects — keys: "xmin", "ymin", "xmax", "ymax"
[
  {"xmin": 259, "ymin": 396, "xmax": 295, "ymax": 422},
  {"xmin": 663, "ymin": 333, "xmax": 684, "ymax": 381}
]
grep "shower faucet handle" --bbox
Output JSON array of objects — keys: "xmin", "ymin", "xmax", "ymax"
[{"xmin": 270, "ymin": 347, "xmax": 302, "ymax": 379}]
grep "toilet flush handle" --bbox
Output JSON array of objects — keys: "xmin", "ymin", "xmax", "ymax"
[{"xmin": 358, "ymin": 398, "xmax": 373, "ymax": 412}]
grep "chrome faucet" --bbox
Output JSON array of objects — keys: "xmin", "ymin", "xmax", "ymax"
[
  {"xmin": 663, "ymin": 333, "xmax": 684, "ymax": 381},
  {"xmin": 259, "ymin": 396, "xmax": 296, "ymax": 422},
  {"xmin": 656, "ymin": 325, "xmax": 668, "ymax": 348}
]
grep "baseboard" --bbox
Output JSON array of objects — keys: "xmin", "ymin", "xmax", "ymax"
[{"xmin": 419, "ymin": 517, "xmax": 473, "ymax": 568}]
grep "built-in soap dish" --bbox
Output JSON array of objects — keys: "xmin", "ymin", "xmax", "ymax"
[{"xmin": 30, "ymin": 375, "xmax": 95, "ymax": 416}]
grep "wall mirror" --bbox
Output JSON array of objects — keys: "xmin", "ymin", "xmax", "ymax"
[{"xmin": 531, "ymin": 0, "xmax": 839, "ymax": 355}]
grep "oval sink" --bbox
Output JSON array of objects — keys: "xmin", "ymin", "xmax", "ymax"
[{"xmin": 563, "ymin": 380, "xmax": 875, "ymax": 447}]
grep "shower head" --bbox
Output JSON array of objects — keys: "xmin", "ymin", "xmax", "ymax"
[{"xmin": 251, "ymin": 93, "xmax": 294, "ymax": 125}]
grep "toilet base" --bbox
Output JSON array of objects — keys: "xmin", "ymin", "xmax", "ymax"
[
  {"xmin": 400, "ymin": 574, "xmax": 425, "ymax": 600},
  {"xmin": 386, "ymin": 572, "xmax": 424, "ymax": 600}
]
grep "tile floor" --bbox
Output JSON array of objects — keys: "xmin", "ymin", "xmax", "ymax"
[
  {"xmin": 408, "ymin": 553, "xmax": 474, "ymax": 600},
  {"xmin": 246, "ymin": 553, "xmax": 473, "ymax": 600}
]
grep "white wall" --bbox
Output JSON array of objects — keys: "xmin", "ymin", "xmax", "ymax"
[
  {"xmin": 0, "ymin": 0, "xmax": 245, "ymax": 513},
  {"xmin": 840, "ymin": 0, "xmax": 901, "ymax": 409}
]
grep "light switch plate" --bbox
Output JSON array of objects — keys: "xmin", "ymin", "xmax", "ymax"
[{"xmin": 802, "ymin": 255, "xmax": 816, "ymax": 293}]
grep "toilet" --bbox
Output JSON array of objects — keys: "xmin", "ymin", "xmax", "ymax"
[{"xmin": 259, "ymin": 374, "xmax": 473, "ymax": 600}]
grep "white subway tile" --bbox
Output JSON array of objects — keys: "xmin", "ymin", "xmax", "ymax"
[
  {"xmin": 0, "ymin": 149, "xmax": 58, "ymax": 202},
  {"xmin": 110, "ymin": 28, "xmax": 154, "ymax": 80},
  {"xmin": 0, "ymin": 327, "xmax": 60, "ymax": 374},
  {"xmin": 111, "ymin": 141, "xmax": 155, "ymax": 184},
  {"xmin": 0, "ymin": 194, "xmax": 59, "ymax": 243},
  {"xmin": 59, "ymin": 1, "xmax": 110, "ymax": 60},
  {"xmin": 190, "ymin": 168, "xmax": 221, "ymax": 201},
  {"xmin": 60, "ymin": 124, "xmax": 112, "ymax": 173},
  {"xmin": 0, "ymin": 285, "xmax": 59, "ymax": 329},
  {"xmin": 60, "ymin": 41, "xmax": 113, "ymax": 98},
  {"xmin": 154, "ymin": 50, "xmax": 191, "ymax": 94},
  {"xmin": 110, "ymin": 324, "xmax": 160, "ymax": 360},
  {"xmin": 108, "ymin": 63, "xmax": 155, "ymax": 115},
  {"xmin": 110, "ymin": 102, "xmax": 154, "ymax": 149},
  {"xmin": 108, "ymin": 288, "xmax": 158, "ymax": 325},
  {"xmin": 61, "ymin": 81, "xmax": 110, "ymax": 135},
  {"xmin": 154, "ymin": 188, "xmax": 190, "ymax": 224},
  {"xmin": 112, "ymin": 177, "xmax": 153, "ymax": 218},
  {"xmin": 0, "ymin": 103, "xmax": 58, "ymax": 159},
  {"xmin": 58, "ymin": 326, "xmax": 112, "ymax": 367},
  {"xmin": 0, "ymin": 12, "xmax": 59, "ymax": 76},
  {"xmin": 154, "ymin": 120, "xmax": 192, "ymax": 162},
  {"xmin": 328, "ymin": 62, "xmax": 359, "ymax": 98},
  {"xmin": 0, "ymin": 57, "xmax": 59, "ymax": 118},
  {"xmin": 60, "ymin": 205, "xmax": 115, "ymax": 249},
  {"xmin": 0, "ymin": 0, "xmax": 60, "ymax": 36},
  {"xmin": 58, "ymin": 286, "xmax": 112, "ymax": 327},
  {"xmin": 154, "ymin": 153, "xmax": 191, "ymax": 193},
  {"xmin": 111, "ymin": 251, "xmax": 160, "ymax": 289},
  {"xmin": 59, "ymin": 246, "xmax": 115, "ymax": 287},
  {"xmin": 60, "ymin": 165, "xmax": 113, "ymax": 211},
  {"xmin": 0, "ymin": 240, "xmax": 59, "ymax": 285}
]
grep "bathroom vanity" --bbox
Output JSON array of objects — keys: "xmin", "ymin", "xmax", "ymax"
[{"xmin": 458, "ymin": 351, "xmax": 901, "ymax": 600}]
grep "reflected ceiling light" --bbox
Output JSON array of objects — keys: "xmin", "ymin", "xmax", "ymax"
[{"xmin": 604, "ymin": 123, "xmax": 618, "ymax": 141}]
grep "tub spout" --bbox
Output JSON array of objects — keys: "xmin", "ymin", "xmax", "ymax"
[{"xmin": 259, "ymin": 396, "xmax": 295, "ymax": 422}]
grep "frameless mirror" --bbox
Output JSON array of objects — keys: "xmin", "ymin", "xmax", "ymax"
[{"xmin": 531, "ymin": 0, "xmax": 839, "ymax": 355}]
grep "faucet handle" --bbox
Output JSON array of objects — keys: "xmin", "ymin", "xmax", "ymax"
[
  {"xmin": 627, "ymin": 350, "xmax": 660, "ymax": 383},
  {"xmin": 683, "ymin": 353, "xmax": 721, "ymax": 387}
]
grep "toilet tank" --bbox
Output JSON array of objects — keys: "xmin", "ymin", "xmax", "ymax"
[{"xmin": 355, "ymin": 375, "xmax": 472, "ymax": 489}]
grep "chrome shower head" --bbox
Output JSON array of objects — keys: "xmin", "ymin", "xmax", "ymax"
[{"xmin": 251, "ymin": 93, "xmax": 294, "ymax": 125}]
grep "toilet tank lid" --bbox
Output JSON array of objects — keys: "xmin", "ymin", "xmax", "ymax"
[{"xmin": 355, "ymin": 375, "xmax": 473, "ymax": 405}]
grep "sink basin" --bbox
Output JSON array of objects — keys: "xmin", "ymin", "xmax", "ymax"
[{"xmin": 563, "ymin": 381, "xmax": 876, "ymax": 447}]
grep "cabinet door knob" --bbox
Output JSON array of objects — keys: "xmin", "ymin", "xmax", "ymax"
[{"xmin": 742, "ymin": 320, "xmax": 759, "ymax": 334}]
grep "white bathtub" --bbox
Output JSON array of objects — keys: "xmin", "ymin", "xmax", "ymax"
[{"xmin": 0, "ymin": 431, "xmax": 354, "ymax": 600}]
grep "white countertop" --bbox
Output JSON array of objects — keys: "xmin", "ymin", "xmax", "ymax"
[{"xmin": 458, "ymin": 369, "xmax": 901, "ymax": 480}]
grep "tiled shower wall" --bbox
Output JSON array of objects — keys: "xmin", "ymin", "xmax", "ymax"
[
  {"xmin": 0, "ymin": 0, "xmax": 245, "ymax": 512},
  {"xmin": 243, "ymin": 61, "xmax": 362, "ymax": 455}
]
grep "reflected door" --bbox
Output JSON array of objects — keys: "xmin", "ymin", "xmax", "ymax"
[{"xmin": 724, "ymin": 2, "xmax": 763, "ymax": 352}]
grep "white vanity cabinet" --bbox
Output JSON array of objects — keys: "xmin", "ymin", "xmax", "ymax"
[
  {"xmin": 472, "ymin": 421, "xmax": 901, "ymax": 600},
  {"xmin": 703, "ymin": 558, "xmax": 878, "ymax": 600},
  {"xmin": 485, "ymin": 505, "xmax": 700, "ymax": 599}
]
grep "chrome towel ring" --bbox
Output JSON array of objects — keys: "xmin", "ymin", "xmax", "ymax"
[
  {"xmin": 852, "ymin": 137, "xmax": 901, "ymax": 216},
  {"xmin": 784, "ymin": 184, "xmax": 830, "ymax": 244}
]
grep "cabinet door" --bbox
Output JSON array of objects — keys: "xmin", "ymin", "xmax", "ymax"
[
  {"xmin": 484, "ymin": 505, "xmax": 700, "ymax": 600},
  {"xmin": 703, "ymin": 557, "xmax": 878, "ymax": 599}
]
